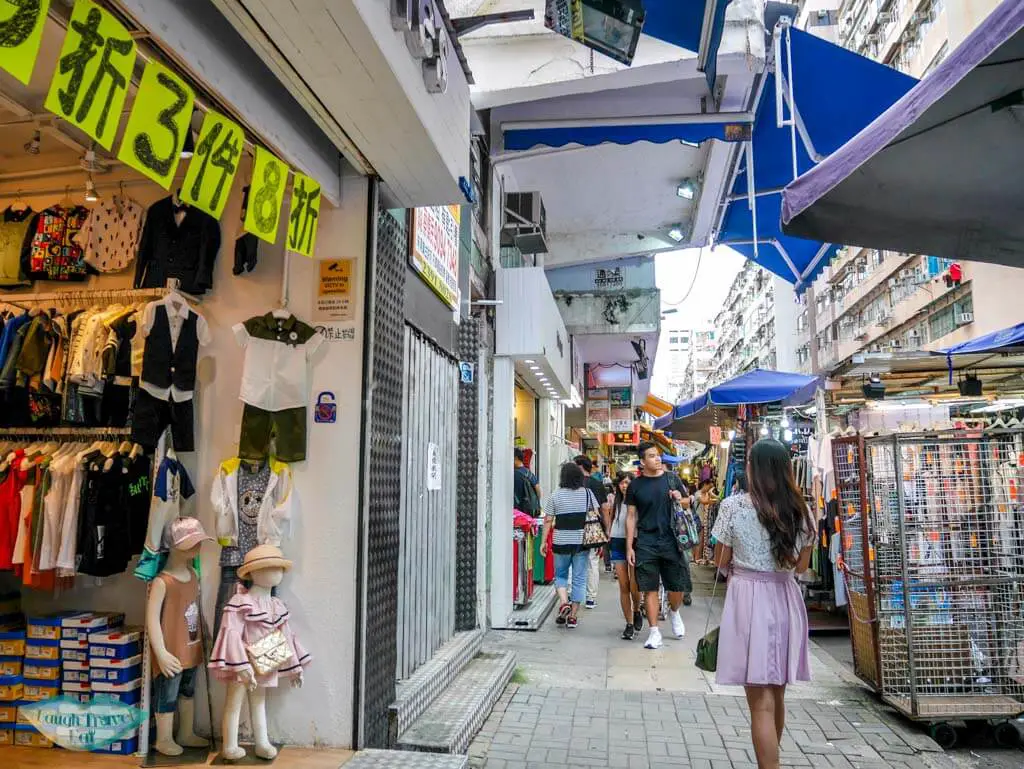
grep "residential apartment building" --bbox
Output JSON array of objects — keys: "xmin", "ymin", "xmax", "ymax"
[
  {"xmin": 708, "ymin": 261, "xmax": 800, "ymax": 385},
  {"xmin": 794, "ymin": 0, "xmax": 1011, "ymax": 375},
  {"xmin": 654, "ymin": 318, "xmax": 692, "ymax": 399},
  {"xmin": 680, "ymin": 329, "xmax": 719, "ymax": 400}
]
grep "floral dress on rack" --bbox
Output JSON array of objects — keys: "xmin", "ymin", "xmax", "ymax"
[{"xmin": 208, "ymin": 586, "xmax": 310, "ymax": 687}]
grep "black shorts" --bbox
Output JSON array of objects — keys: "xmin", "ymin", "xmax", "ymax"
[
  {"xmin": 635, "ymin": 550, "xmax": 692, "ymax": 594},
  {"xmin": 131, "ymin": 389, "xmax": 195, "ymax": 452}
]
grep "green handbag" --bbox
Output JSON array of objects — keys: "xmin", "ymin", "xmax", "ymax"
[{"xmin": 695, "ymin": 569, "xmax": 723, "ymax": 673}]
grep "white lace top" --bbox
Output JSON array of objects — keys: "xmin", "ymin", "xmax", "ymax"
[{"xmin": 711, "ymin": 493, "xmax": 812, "ymax": 572}]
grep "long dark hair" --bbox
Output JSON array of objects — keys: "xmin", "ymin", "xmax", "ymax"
[
  {"xmin": 746, "ymin": 439, "xmax": 813, "ymax": 568},
  {"xmin": 559, "ymin": 462, "xmax": 585, "ymax": 490},
  {"xmin": 612, "ymin": 471, "xmax": 633, "ymax": 511}
]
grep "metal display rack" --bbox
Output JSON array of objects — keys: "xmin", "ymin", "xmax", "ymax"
[{"xmin": 843, "ymin": 429, "xmax": 1024, "ymax": 748}]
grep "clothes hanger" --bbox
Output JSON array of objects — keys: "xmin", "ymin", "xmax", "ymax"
[{"xmin": 9, "ymin": 190, "xmax": 27, "ymax": 213}]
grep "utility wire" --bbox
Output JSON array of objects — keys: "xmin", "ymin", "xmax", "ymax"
[{"xmin": 661, "ymin": 248, "xmax": 705, "ymax": 308}]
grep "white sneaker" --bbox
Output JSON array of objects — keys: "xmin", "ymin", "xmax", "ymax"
[
  {"xmin": 644, "ymin": 627, "xmax": 663, "ymax": 650},
  {"xmin": 670, "ymin": 609, "xmax": 686, "ymax": 639}
]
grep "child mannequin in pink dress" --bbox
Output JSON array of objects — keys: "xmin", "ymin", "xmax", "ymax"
[{"xmin": 209, "ymin": 544, "xmax": 310, "ymax": 760}]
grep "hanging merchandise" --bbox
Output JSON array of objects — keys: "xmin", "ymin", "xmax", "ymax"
[
  {"xmin": 234, "ymin": 310, "xmax": 323, "ymax": 463},
  {"xmin": 74, "ymin": 194, "xmax": 145, "ymax": 273},
  {"xmin": 133, "ymin": 195, "xmax": 222, "ymax": 295},
  {"xmin": 210, "ymin": 544, "xmax": 310, "ymax": 762},
  {"xmin": 233, "ymin": 187, "xmax": 259, "ymax": 275},
  {"xmin": 22, "ymin": 206, "xmax": 90, "ymax": 282},
  {"xmin": 134, "ymin": 449, "xmax": 196, "ymax": 582},
  {"xmin": 131, "ymin": 291, "xmax": 210, "ymax": 452},
  {"xmin": 211, "ymin": 457, "xmax": 296, "ymax": 632},
  {"xmin": 0, "ymin": 206, "xmax": 35, "ymax": 287},
  {"xmin": 181, "ymin": 110, "xmax": 244, "ymax": 220}
]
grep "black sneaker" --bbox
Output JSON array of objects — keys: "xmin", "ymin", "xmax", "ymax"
[
  {"xmin": 633, "ymin": 611, "xmax": 643, "ymax": 632},
  {"xmin": 622, "ymin": 623, "xmax": 636, "ymax": 640},
  {"xmin": 683, "ymin": 594, "xmax": 693, "ymax": 607}
]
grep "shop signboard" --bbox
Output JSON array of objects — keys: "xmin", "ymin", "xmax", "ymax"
[
  {"xmin": 45, "ymin": 0, "xmax": 137, "ymax": 150},
  {"xmin": 543, "ymin": 0, "xmax": 645, "ymax": 66},
  {"xmin": 0, "ymin": 0, "xmax": 50, "ymax": 84},
  {"xmin": 608, "ymin": 386, "xmax": 633, "ymax": 432},
  {"xmin": 244, "ymin": 146, "xmax": 289, "ymax": 244},
  {"xmin": 427, "ymin": 442, "xmax": 442, "ymax": 491},
  {"xmin": 409, "ymin": 205, "xmax": 460, "ymax": 310},
  {"xmin": 287, "ymin": 172, "xmax": 322, "ymax": 257},
  {"xmin": 709, "ymin": 425, "xmax": 722, "ymax": 446},
  {"xmin": 585, "ymin": 387, "xmax": 610, "ymax": 433},
  {"xmin": 593, "ymin": 266, "xmax": 624, "ymax": 289}
]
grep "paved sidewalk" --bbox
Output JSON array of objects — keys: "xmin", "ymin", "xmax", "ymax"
[
  {"xmin": 471, "ymin": 568, "xmax": 973, "ymax": 769},
  {"xmin": 469, "ymin": 685, "xmax": 955, "ymax": 769}
]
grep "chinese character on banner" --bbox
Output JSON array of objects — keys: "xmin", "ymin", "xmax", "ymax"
[
  {"xmin": 180, "ymin": 109, "xmax": 243, "ymax": 219},
  {"xmin": 117, "ymin": 59, "xmax": 194, "ymax": 188},
  {"xmin": 287, "ymin": 172, "xmax": 322, "ymax": 258},
  {"xmin": 0, "ymin": 0, "xmax": 50, "ymax": 84},
  {"xmin": 244, "ymin": 146, "xmax": 288, "ymax": 244},
  {"xmin": 45, "ymin": 0, "xmax": 137, "ymax": 150}
]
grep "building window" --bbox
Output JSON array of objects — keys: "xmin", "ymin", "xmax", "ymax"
[{"xmin": 928, "ymin": 305, "xmax": 956, "ymax": 340}]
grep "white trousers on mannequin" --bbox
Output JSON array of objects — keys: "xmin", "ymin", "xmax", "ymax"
[{"xmin": 586, "ymin": 548, "xmax": 601, "ymax": 603}]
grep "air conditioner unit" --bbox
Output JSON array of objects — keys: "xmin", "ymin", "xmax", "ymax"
[
  {"xmin": 889, "ymin": 339, "xmax": 902, "ymax": 349},
  {"xmin": 877, "ymin": 314, "xmax": 892, "ymax": 326},
  {"xmin": 502, "ymin": 191, "xmax": 549, "ymax": 253},
  {"xmin": 855, "ymin": 331, "xmax": 869, "ymax": 341},
  {"xmin": 956, "ymin": 311, "xmax": 975, "ymax": 326},
  {"xmin": 869, "ymin": 344, "xmax": 882, "ymax": 353},
  {"xmin": 908, "ymin": 329, "xmax": 922, "ymax": 341},
  {"xmin": 877, "ymin": 12, "xmax": 894, "ymax": 23},
  {"xmin": 888, "ymin": 278, "xmax": 897, "ymax": 287}
]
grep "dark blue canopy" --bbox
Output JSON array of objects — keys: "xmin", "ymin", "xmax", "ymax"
[
  {"xmin": 941, "ymin": 322, "xmax": 1024, "ymax": 356},
  {"xmin": 644, "ymin": 0, "xmax": 731, "ymax": 90},
  {"xmin": 717, "ymin": 27, "xmax": 916, "ymax": 290},
  {"xmin": 653, "ymin": 368, "xmax": 819, "ymax": 430}
]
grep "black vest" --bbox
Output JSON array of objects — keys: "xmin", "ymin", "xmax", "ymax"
[{"xmin": 141, "ymin": 305, "xmax": 199, "ymax": 395}]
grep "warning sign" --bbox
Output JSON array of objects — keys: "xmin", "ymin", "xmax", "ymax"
[{"xmin": 313, "ymin": 258, "xmax": 355, "ymax": 322}]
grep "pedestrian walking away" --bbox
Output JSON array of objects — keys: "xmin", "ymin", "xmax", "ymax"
[
  {"xmin": 607, "ymin": 471, "xmax": 643, "ymax": 640},
  {"xmin": 625, "ymin": 441, "xmax": 692, "ymax": 649},
  {"xmin": 575, "ymin": 454, "xmax": 607, "ymax": 609},
  {"xmin": 540, "ymin": 462, "xmax": 599, "ymax": 630},
  {"xmin": 712, "ymin": 438, "xmax": 815, "ymax": 769}
]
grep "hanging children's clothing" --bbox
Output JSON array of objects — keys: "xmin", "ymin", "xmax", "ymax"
[
  {"xmin": 0, "ymin": 206, "xmax": 34, "ymax": 287},
  {"xmin": 74, "ymin": 195, "xmax": 145, "ymax": 273},
  {"xmin": 131, "ymin": 294, "xmax": 210, "ymax": 453},
  {"xmin": 134, "ymin": 196, "xmax": 221, "ymax": 295},
  {"xmin": 135, "ymin": 453, "xmax": 196, "ymax": 582},
  {"xmin": 22, "ymin": 205, "xmax": 90, "ymax": 281}
]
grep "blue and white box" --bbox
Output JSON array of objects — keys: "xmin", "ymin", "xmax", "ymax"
[
  {"xmin": 88, "ymin": 627, "xmax": 143, "ymax": 660},
  {"xmin": 91, "ymin": 679, "xmax": 142, "ymax": 706},
  {"xmin": 89, "ymin": 655, "xmax": 142, "ymax": 684}
]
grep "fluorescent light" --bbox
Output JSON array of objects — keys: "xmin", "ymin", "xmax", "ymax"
[
  {"xmin": 784, "ymin": 428, "xmax": 794, "ymax": 442},
  {"xmin": 524, "ymin": 359, "xmax": 535, "ymax": 364},
  {"xmin": 759, "ymin": 426, "xmax": 769, "ymax": 437},
  {"xmin": 668, "ymin": 226, "xmax": 684, "ymax": 243},
  {"xmin": 530, "ymin": 365, "xmax": 541, "ymax": 371},
  {"xmin": 677, "ymin": 179, "xmax": 699, "ymax": 200}
]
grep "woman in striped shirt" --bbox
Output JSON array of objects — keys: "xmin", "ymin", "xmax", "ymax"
[{"xmin": 540, "ymin": 462, "xmax": 600, "ymax": 629}]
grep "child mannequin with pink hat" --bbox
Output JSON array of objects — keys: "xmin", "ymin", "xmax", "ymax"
[{"xmin": 210, "ymin": 544, "xmax": 310, "ymax": 761}]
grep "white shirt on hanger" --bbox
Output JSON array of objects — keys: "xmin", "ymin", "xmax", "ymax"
[{"xmin": 139, "ymin": 296, "xmax": 211, "ymax": 402}]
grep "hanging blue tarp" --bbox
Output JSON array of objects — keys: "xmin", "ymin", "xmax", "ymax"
[
  {"xmin": 717, "ymin": 27, "xmax": 916, "ymax": 290},
  {"xmin": 653, "ymin": 368, "xmax": 819, "ymax": 430},
  {"xmin": 644, "ymin": 0, "xmax": 730, "ymax": 90}
]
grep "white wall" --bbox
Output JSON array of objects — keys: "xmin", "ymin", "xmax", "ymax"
[
  {"xmin": 489, "ymin": 358, "xmax": 515, "ymax": 629},
  {"xmin": 12, "ymin": 170, "xmax": 368, "ymax": 748},
  {"xmin": 773, "ymin": 276, "xmax": 799, "ymax": 373}
]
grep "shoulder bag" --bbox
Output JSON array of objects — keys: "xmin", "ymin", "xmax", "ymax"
[
  {"xmin": 581, "ymin": 489, "xmax": 609, "ymax": 550},
  {"xmin": 695, "ymin": 569, "xmax": 722, "ymax": 672}
]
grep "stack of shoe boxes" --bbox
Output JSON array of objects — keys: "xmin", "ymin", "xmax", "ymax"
[
  {"xmin": 88, "ymin": 626, "xmax": 144, "ymax": 754},
  {"xmin": 0, "ymin": 593, "xmax": 24, "ymax": 747}
]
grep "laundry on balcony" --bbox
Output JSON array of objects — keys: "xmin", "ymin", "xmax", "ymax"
[
  {"xmin": 715, "ymin": 21, "xmax": 916, "ymax": 290},
  {"xmin": 782, "ymin": 0, "xmax": 1024, "ymax": 268}
]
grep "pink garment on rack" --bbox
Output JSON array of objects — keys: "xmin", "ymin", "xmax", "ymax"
[{"xmin": 513, "ymin": 510, "xmax": 539, "ymax": 533}]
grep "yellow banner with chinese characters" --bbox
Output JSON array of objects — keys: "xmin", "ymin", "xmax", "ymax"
[
  {"xmin": 0, "ymin": 0, "xmax": 50, "ymax": 85},
  {"xmin": 286, "ymin": 172, "xmax": 322, "ymax": 258},
  {"xmin": 117, "ymin": 58, "xmax": 194, "ymax": 189},
  {"xmin": 244, "ymin": 146, "xmax": 288, "ymax": 244},
  {"xmin": 44, "ymin": 0, "xmax": 136, "ymax": 150},
  {"xmin": 180, "ymin": 109, "xmax": 244, "ymax": 219}
]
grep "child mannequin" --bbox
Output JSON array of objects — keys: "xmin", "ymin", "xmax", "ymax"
[
  {"xmin": 146, "ymin": 517, "xmax": 212, "ymax": 756},
  {"xmin": 210, "ymin": 545, "xmax": 310, "ymax": 761}
]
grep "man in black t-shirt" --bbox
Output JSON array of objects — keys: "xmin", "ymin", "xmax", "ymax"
[{"xmin": 625, "ymin": 442, "xmax": 692, "ymax": 649}]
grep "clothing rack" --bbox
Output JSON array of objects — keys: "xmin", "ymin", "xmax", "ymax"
[
  {"xmin": 0, "ymin": 427, "xmax": 131, "ymax": 440},
  {"xmin": 0, "ymin": 285, "xmax": 199, "ymax": 311}
]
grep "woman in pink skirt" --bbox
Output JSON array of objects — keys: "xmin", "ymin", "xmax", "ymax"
[{"xmin": 712, "ymin": 439, "xmax": 815, "ymax": 769}]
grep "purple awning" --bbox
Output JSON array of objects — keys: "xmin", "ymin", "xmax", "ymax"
[{"xmin": 781, "ymin": 2, "xmax": 1024, "ymax": 265}]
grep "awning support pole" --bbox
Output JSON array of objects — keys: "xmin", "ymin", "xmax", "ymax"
[
  {"xmin": 746, "ymin": 139, "xmax": 758, "ymax": 259},
  {"xmin": 786, "ymin": 24, "xmax": 799, "ymax": 181}
]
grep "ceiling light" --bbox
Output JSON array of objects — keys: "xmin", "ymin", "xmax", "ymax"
[
  {"xmin": 784, "ymin": 428, "xmax": 794, "ymax": 442},
  {"xmin": 84, "ymin": 177, "xmax": 98, "ymax": 203},
  {"xmin": 524, "ymin": 359, "xmax": 535, "ymax": 364},
  {"xmin": 759, "ymin": 425, "xmax": 769, "ymax": 437},
  {"xmin": 677, "ymin": 179, "xmax": 699, "ymax": 200},
  {"xmin": 23, "ymin": 130, "xmax": 40, "ymax": 155},
  {"xmin": 668, "ymin": 226, "xmax": 684, "ymax": 243},
  {"xmin": 530, "ymin": 365, "xmax": 541, "ymax": 371}
]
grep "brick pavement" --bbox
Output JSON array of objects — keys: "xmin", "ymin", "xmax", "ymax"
[{"xmin": 468, "ymin": 685, "xmax": 958, "ymax": 769}]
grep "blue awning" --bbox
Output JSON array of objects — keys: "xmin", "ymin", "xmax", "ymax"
[
  {"xmin": 644, "ymin": 1, "xmax": 731, "ymax": 90},
  {"xmin": 717, "ymin": 26, "xmax": 916, "ymax": 290},
  {"xmin": 504, "ymin": 119, "xmax": 751, "ymax": 151},
  {"xmin": 653, "ymin": 368, "xmax": 819, "ymax": 430},
  {"xmin": 941, "ymin": 322, "xmax": 1024, "ymax": 357}
]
